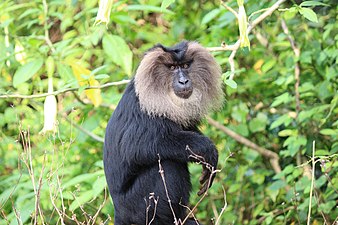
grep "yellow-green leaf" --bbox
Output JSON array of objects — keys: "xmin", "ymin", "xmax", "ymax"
[{"xmin": 71, "ymin": 63, "xmax": 102, "ymax": 107}]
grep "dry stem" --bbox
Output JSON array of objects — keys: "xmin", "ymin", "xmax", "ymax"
[
  {"xmin": 0, "ymin": 80, "xmax": 130, "ymax": 99},
  {"xmin": 157, "ymin": 154, "xmax": 179, "ymax": 225},
  {"xmin": 307, "ymin": 141, "xmax": 316, "ymax": 225}
]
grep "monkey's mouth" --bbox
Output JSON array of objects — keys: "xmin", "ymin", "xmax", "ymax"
[{"xmin": 174, "ymin": 88, "xmax": 193, "ymax": 99}]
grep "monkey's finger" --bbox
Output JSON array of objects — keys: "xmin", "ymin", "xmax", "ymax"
[
  {"xmin": 198, "ymin": 179, "xmax": 211, "ymax": 196},
  {"xmin": 197, "ymin": 184, "xmax": 208, "ymax": 196},
  {"xmin": 198, "ymin": 173, "xmax": 216, "ymax": 196},
  {"xmin": 199, "ymin": 168, "xmax": 209, "ymax": 184}
]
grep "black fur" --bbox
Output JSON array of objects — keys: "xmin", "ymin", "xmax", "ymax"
[
  {"xmin": 104, "ymin": 80, "xmax": 218, "ymax": 225},
  {"xmin": 152, "ymin": 41, "xmax": 189, "ymax": 61}
]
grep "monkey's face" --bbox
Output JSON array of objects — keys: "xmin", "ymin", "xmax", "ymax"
[
  {"xmin": 168, "ymin": 62, "xmax": 193, "ymax": 99},
  {"xmin": 134, "ymin": 41, "xmax": 223, "ymax": 125}
]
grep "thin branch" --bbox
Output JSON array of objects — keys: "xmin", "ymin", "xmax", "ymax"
[
  {"xmin": 228, "ymin": 49, "xmax": 238, "ymax": 80},
  {"xmin": 221, "ymin": 1, "xmax": 238, "ymax": 18},
  {"xmin": 214, "ymin": 186, "xmax": 227, "ymax": 225},
  {"xmin": 207, "ymin": 117, "xmax": 279, "ymax": 160},
  {"xmin": 281, "ymin": 19, "xmax": 301, "ymax": 115},
  {"xmin": 248, "ymin": 0, "xmax": 287, "ymax": 33},
  {"xmin": 64, "ymin": 116, "xmax": 104, "ymax": 143},
  {"xmin": 206, "ymin": 116, "xmax": 281, "ymax": 174},
  {"xmin": 42, "ymin": 0, "xmax": 56, "ymax": 52},
  {"xmin": 208, "ymin": 0, "xmax": 287, "ymax": 52},
  {"xmin": 207, "ymin": 43, "xmax": 239, "ymax": 52},
  {"xmin": 0, "ymin": 80, "xmax": 130, "ymax": 99},
  {"xmin": 181, "ymin": 146, "xmax": 219, "ymax": 224},
  {"xmin": 307, "ymin": 141, "xmax": 316, "ymax": 225},
  {"xmin": 157, "ymin": 154, "xmax": 178, "ymax": 225}
]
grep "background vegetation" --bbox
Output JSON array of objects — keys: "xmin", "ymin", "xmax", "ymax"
[{"xmin": 0, "ymin": 0, "xmax": 337, "ymax": 224}]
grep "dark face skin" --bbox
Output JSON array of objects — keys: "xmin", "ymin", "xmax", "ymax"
[
  {"xmin": 155, "ymin": 41, "xmax": 194, "ymax": 99},
  {"xmin": 169, "ymin": 62, "xmax": 193, "ymax": 99}
]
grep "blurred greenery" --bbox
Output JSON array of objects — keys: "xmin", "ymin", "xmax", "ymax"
[{"xmin": 0, "ymin": 0, "xmax": 337, "ymax": 224}]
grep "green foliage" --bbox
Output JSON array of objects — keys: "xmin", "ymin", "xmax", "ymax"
[{"xmin": 0, "ymin": 0, "xmax": 337, "ymax": 224}]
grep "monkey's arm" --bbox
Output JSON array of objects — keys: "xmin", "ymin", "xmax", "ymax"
[
  {"xmin": 168, "ymin": 130, "xmax": 219, "ymax": 195},
  {"xmin": 122, "ymin": 128, "xmax": 218, "ymax": 195}
]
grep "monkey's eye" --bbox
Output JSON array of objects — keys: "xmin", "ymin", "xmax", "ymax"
[
  {"xmin": 183, "ymin": 64, "xmax": 189, "ymax": 69},
  {"xmin": 170, "ymin": 65, "xmax": 175, "ymax": 70}
]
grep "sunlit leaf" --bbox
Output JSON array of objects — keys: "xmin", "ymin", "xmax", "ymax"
[
  {"xmin": 161, "ymin": 0, "xmax": 175, "ymax": 10},
  {"xmin": 127, "ymin": 5, "xmax": 174, "ymax": 14},
  {"xmin": 71, "ymin": 63, "xmax": 102, "ymax": 107},
  {"xmin": 103, "ymin": 34, "xmax": 133, "ymax": 76},
  {"xmin": 224, "ymin": 79, "xmax": 237, "ymax": 89},
  {"xmin": 13, "ymin": 58, "xmax": 43, "ymax": 87},
  {"xmin": 69, "ymin": 190, "xmax": 93, "ymax": 211},
  {"xmin": 300, "ymin": 1, "xmax": 329, "ymax": 7},
  {"xmin": 201, "ymin": 9, "xmax": 220, "ymax": 25},
  {"xmin": 320, "ymin": 129, "xmax": 337, "ymax": 136},
  {"xmin": 299, "ymin": 7, "xmax": 318, "ymax": 23}
]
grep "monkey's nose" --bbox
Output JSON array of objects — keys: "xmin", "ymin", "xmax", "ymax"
[{"xmin": 178, "ymin": 77, "xmax": 190, "ymax": 85}]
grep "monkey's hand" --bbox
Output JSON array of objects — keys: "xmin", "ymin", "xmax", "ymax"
[
  {"xmin": 198, "ymin": 164, "xmax": 216, "ymax": 196},
  {"xmin": 192, "ymin": 146, "xmax": 218, "ymax": 196}
]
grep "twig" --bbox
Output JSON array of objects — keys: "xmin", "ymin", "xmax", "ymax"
[
  {"xmin": 248, "ymin": 0, "xmax": 287, "ymax": 33},
  {"xmin": 207, "ymin": 43, "xmax": 239, "ymax": 52},
  {"xmin": 157, "ymin": 154, "xmax": 178, "ymax": 225},
  {"xmin": 64, "ymin": 116, "xmax": 104, "ymax": 143},
  {"xmin": 220, "ymin": 1, "xmax": 238, "ymax": 18},
  {"xmin": 181, "ymin": 147, "xmax": 219, "ymax": 224},
  {"xmin": 214, "ymin": 186, "xmax": 227, "ymax": 225},
  {"xmin": 307, "ymin": 141, "xmax": 316, "ymax": 225},
  {"xmin": 42, "ymin": 0, "xmax": 56, "ymax": 52},
  {"xmin": 90, "ymin": 187, "xmax": 109, "ymax": 225},
  {"xmin": 0, "ymin": 80, "xmax": 130, "ymax": 99},
  {"xmin": 208, "ymin": 0, "xmax": 287, "ymax": 81},
  {"xmin": 228, "ymin": 49, "xmax": 238, "ymax": 80},
  {"xmin": 208, "ymin": 0, "xmax": 287, "ymax": 52},
  {"xmin": 145, "ymin": 193, "xmax": 159, "ymax": 225},
  {"xmin": 281, "ymin": 19, "xmax": 301, "ymax": 115},
  {"xmin": 206, "ymin": 116, "xmax": 280, "ymax": 168},
  {"xmin": 178, "ymin": 202, "xmax": 199, "ymax": 224}
]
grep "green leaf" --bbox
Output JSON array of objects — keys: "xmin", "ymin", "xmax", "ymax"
[
  {"xmin": 300, "ymin": 1, "xmax": 329, "ymax": 7},
  {"xmin": 270, "ymin": 114, "xmax": 292, "ymax": 130},
  {"xmin": 222, "ymin": 71, "xmax": 232, "ymax": 79},
  {"xmin": 62, "ymin": 171, "xmax": 103, "ymax": 189},
  {"xmin": 319, "ymin": 201, "xmax": 336, "ymax": 214},
  {"xmin": 161, "ymin": 0, "xmax": 175, "ymax": 10},
  {"xmin": 249, "ymin": 117, "xmax": 267, "ymax": 133},
  {"xmin": 94, "ymin": 74, "xmax": 110, "ymax": 80},
  {"xmin": 271, "ymin": 92, "xmax": 292, "ymax": 107},
  {"xmin": 320, "ymin": 129, "xmax": 337, "ymax": 136},
  {"xmin": 93, "ymin": 176, "xmax": 106, "ymax": 197},
  {"xmin": 261, "ymin": 59, "xmax": 276, "ymax": 73},
  {"xmin": 127, "ymin": 5, "xmax": 174, "ymax": 15},
  {"xmin": 224, "ymin": 79, "xmax": 237, "ymax": 89},
  {"xmin": 283, "ymin": 6, "xmax": 297, "ymax": 20},
  {"xmin": 278, "ymin": 129, "xmax": 297, "ymax": 137},
  {"xmin": 283, "ymin": 136, "xmax": 307, "ymax": 157},
  {"xmin": 299, "ymin": 7, "xmax": 318, "ymax": 22},
  {"xmin": 13, "ymin": 58, "xmax": 43, "ymax": 88},
  {"xmin": 269, "ymin": 180, "xmax": 287, "ymax": 191},
  {"xmin": 69, "ymin": 190, "xmax": 93, "ymax": 211},
  {"xmin": 201, "ymin": 9, "xmax": 220, "ymax": 25},
  {"xmin": 103, "ymin": 34, "xmax": 133, "ymax": 76},
  {"xmin": 57, "ymin": 63, "xmax": 74, "ymax": 83}
]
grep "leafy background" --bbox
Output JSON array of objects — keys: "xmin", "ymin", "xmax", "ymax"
[{"xmin": 0, "ymin": 0, "xmax": 337, "ymax": 224}]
